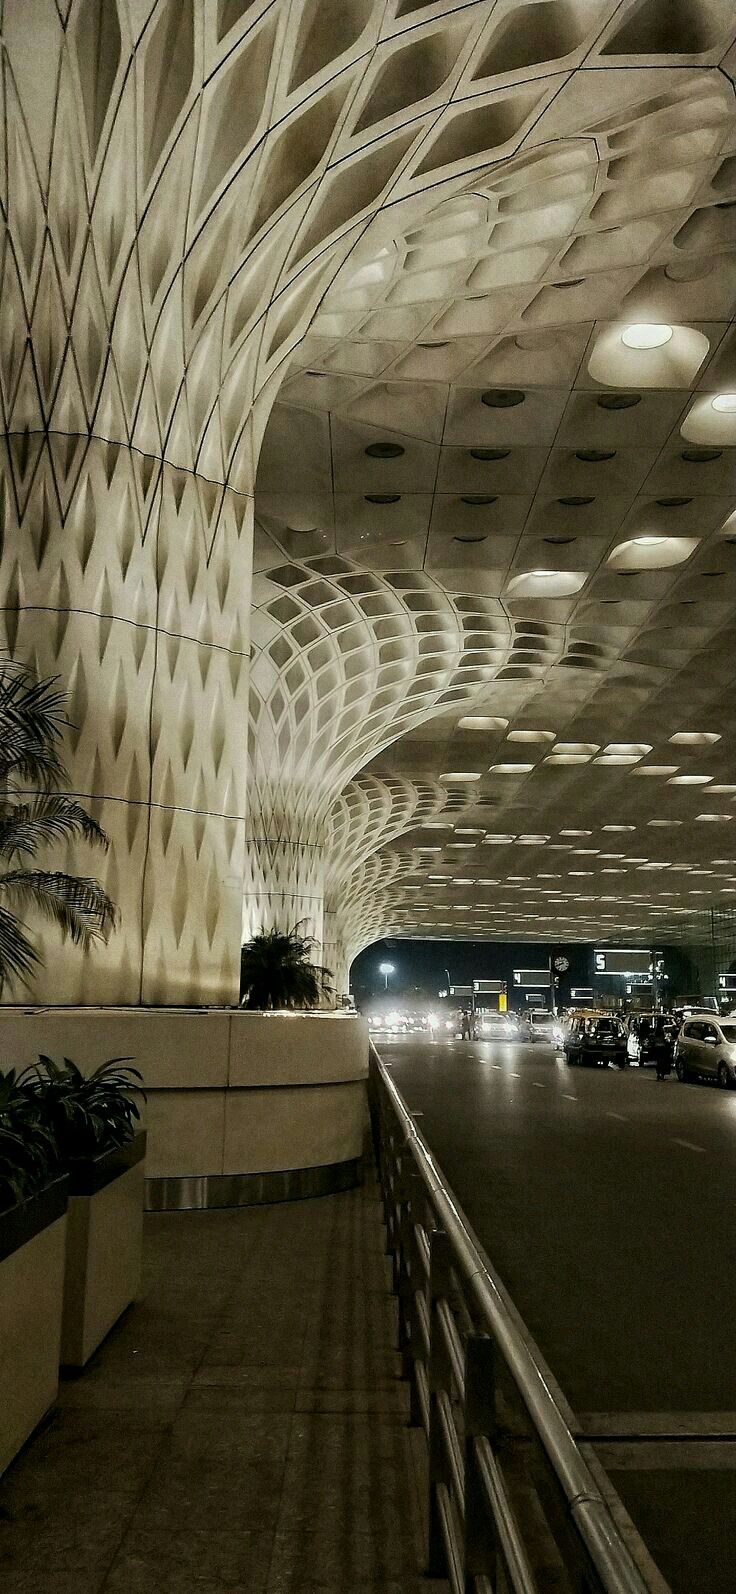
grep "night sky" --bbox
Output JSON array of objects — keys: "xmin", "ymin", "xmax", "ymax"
[{"xmin": 350, "ymin": 937, "xmax": 699, "ymax": 1011}]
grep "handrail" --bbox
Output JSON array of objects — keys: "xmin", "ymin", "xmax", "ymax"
[{"xmin": 370, "ymin": 1041, "xmax": 655, "ymax": 1594}]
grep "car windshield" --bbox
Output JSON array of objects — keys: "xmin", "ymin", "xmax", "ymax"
[{"xmin": 719, "ymin": 1024, "xmax": 736, "ymax": 1043}]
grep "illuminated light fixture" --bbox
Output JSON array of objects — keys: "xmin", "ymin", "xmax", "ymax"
[
  {"xmin": 632, "ymin": 535, "xmax": 665, "ymax": 547},
  {"xmin": 649, "ymin": 819, "xmax": 682, "ymax": 826},
  {"xmin": 594, "ymin": 755, "xmax": 642, "ymax": 765},
  {"xmin": 711, "ymin": 394, "xmax": 736, "ymax": 412},
  {"xmin": 633, "ymin": 765, "xmax": 678, "ymax": 776},
  {"xmin": 710, "ymin": 785, "xmax": 736, "ymax": 794},
  {"xmin": 544, "ymin": 754, "xmax": 590, "ymax": 765},
  {"xmin": 668, "ymin": 774, "xmax": 713, "ymax": 785},
  {"xmin": 507, "ymin": 730, "xmax": 556, "ymax": 743},
  {"xmin": 696, "ymin": 813, "xmax": 732, "ymax": 822},
  {"xmin": 489, "ymin": 763, "xmax": 535, "ymax": 775},
  {"xmin": 561, "ymin": 829, "xmax": 591, "ymax": 836},
  {"xmin": 621, "ymin": 323, "xmax": 673, "ymax": 350},
  {"xmin": 458, "ymin": 715, "xmax": 508, "ymax": 731},
  {"xmin": 669, "ymin": 731, "xmax": 721, "ymax": 745},
  {"xmin": 505, "ymin": 569, "xmax": 587, "ymax": 597},
  {"xmin": 439, "ymin": 772, "xmax": 481, "ymax": 783}
]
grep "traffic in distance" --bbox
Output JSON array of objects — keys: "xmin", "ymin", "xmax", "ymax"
[{"xmin": 368, "ymin": 1003, "xmax": 736, "ymax": 1088}]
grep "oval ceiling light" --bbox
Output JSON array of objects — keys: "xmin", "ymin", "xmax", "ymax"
[
  {"xmin": 489, "ymin": 763, "xmax": 535, "ymax": 775},
  {"xmin": 481, "ymin": 389, "xmax": 525, "ymax": 408},
  {"xmin": 365, "ymin": 441, "xmax": 404, "ymax": 458},
  {"xmin": 439, "ymin": 772, "xmax": 481, "ymax": 783},
  {"xmin": 458, "ymin": 715, "xmax": 508, "ymax": 731},
  {"xmin": 506, "ymin": 570, "xmax": 587, "ymax": 598},
  {"xmin": 621, "ymin": 323, "xmax": 673, "ymax": 350},
  {"xmin": 712, "ymin": 393, "xmax": 736, "ymax": 412}
]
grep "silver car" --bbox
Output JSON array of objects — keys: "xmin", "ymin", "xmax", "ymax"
[{"xmin": 675, "ymin": 1017, "xmax": 736, "ymax": 1088}]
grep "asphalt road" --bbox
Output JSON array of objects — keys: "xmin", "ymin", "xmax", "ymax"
[{"xmin": 379, "ymin": 1035, "xmax": 736, "ymax": 1592}]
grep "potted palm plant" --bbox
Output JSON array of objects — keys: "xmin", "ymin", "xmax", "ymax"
[
  {"xmin": 240, "ymin": 924, "xmax": 333, "ymax": 1009},
  {"xmin": 21, "ymin": 1056, "xmax": 146, "ymax": 1368},
  {"xmin": 0, "ymin": 1068, "xmax": 68, "ymax": 1474},
  {"xmin": 0, "ymin": 662, "xmax": 116, "ymax": 994}
]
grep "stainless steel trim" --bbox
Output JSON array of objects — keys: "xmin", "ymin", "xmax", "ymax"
[{"xmin": 145, "ymin": 1157, "xmax": 362, "ymax": 1211}]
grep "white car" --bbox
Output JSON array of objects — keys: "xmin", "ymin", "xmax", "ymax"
[{"xmin": 476, "ymin": 1012, "xmax": 518, "ymax": 1041}]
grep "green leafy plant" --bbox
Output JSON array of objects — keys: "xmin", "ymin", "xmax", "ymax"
[
  {"xmin": 0, "ymin": 1068, "xmax": 60, "ymax": 1212},
  {"xmin": 0, "ymin": 663, "xmax": 117, "ymax": 992},
  {"xmin": 240, "ymin": 924, "xmax": 333, "ymax": 1010},
  {"xmin": 20, "ymin": 1056, "xmax": 144, "ymax": 1162}
]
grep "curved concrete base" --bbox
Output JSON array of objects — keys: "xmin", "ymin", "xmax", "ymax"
[
  {"xmin": 0, "ymin": 1008, "xmax": 369, "ymax": 1210},
  {"xmin": 146, "ymin": 1156, "xmax": 363, "ymax": 1211}
]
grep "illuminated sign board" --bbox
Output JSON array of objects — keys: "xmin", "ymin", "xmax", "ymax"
[
  {"xmin": 571, "ymin": 987, "xmax": 593, "ymax": 1001},
  {"xmin": 594, "ymin": 949, "xmax": 654, "ymax": 976},
  {"xmin": 718, "ymin": 974, "xmax": 736, "ymax": 991},
  {"xmin": 473, "ymin": 979, "xmax": 505, "ymax": 994},
  {"xmin": 513, "ymin": 969, "xmax": 551, "ymax": 987}
]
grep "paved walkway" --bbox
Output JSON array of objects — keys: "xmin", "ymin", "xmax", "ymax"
[{"xmin": 0, "ymin": 1174, "xmax": 446, "ymax": 1593}]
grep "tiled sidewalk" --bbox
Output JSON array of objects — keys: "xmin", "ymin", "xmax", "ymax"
[{"xmin": 0, "ymin": 1175, "xmax": 447, "ymax": 1593}]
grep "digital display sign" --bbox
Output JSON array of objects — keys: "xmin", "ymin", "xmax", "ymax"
[
  {"xmin": 594, "ymin": 949, "xmax": 653, "ymax": 976},
  {"xmin": 513, "ymin": 969, "xmax": 551, "ymax": 986}
]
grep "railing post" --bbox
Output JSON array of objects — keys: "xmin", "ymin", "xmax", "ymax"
[
  {"xmin": 397, "ymin": 1161, "xmax": 426, "ymax": 1426},
  {"xmin": 427, "ymin": 1228, "xmax": 454, "ymax": 1578},
  {"xmin": 464, "ymin": 1334, "xmax": 499, "ymax": 1591}
]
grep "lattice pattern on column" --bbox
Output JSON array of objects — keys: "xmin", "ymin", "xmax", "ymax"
[{"xmin": 2, "ymin": 1, "xmax": 735, "ymax": 996}]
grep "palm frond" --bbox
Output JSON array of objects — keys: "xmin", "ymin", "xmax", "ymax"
[
  {"xmin": 0, "ymin": 666, "xmax": 68, "ymax": 789},
  {"xmin": 0, "ymin": 793, "xmax": 110, "ymax": 861},
  {"xmin": 0, "ymin": 905, "xmax": 40, "ymax": 985},
  {"xmin": 0, "ymin": 870, "xmax": 117, "ymax": 946}
]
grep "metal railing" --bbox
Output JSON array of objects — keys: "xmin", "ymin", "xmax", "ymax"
[{"xmin": 369, "ymin": 1043, "xmax": 659, "ymax": 1594}]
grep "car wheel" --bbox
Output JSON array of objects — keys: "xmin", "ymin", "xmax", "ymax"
[
  {"xmin": 676, "ymin": 1057, "xmax": 688, "ymax": 1083},
  {"xmin": 718, "ymin": 1062, "xmax": 733, "ymax": 1090}
]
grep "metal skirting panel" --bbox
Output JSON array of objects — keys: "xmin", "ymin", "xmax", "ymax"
[{"xmin": 145, "ymin": 1157, "xmax": 363, "ymax": 1211}]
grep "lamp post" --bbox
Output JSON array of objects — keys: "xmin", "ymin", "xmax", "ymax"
[{"xmin": 379, "ymin": 961, "xmax": 395, "ymax": 992}]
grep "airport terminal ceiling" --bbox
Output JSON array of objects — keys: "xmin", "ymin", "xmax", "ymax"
[{"xmin": 2, "ymin": 0, "xmax": 736, "ymax": 999}]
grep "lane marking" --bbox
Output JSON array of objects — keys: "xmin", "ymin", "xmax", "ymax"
[
  {"xmin": 606, "ymin": 1111, "xmax": 627, "ymax": 1122},
  {"xmin": 672, "ymin": 1137, "xmax": 706, "ymax": 1154}
]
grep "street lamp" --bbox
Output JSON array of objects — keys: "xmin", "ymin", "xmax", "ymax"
[{"xmin": 379, "ymin": 961, "xmax": 395, "ymax": 992}]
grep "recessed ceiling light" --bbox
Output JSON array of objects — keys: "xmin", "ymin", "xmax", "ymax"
[
  {"xmin": 469, "ymin": 447, "xmax": 510, "ymax": 461},
  {"xmin": 365, "ymin": 493, "xmax": 401, "ymax": 504},
  {"xmin": 489, "ymin": 763, "xmax": 535, "ymax": 775},
  {"xmin": 696, "ymin": 813, "xmax": 732, "ymax": 822},
  {"xmin": 632, "ymin": 535, "xmax": 665, "ymax": 547},
  {"xmin": 575, "ymin": 449, "xmax": 616, "ymax": 463},
  {"xmin": 507, "ymin": 730, "xmax": 555, "ymax": 743},
  {"xmin": 681, "ymin": 447, "xmax": 722, "ymax": 463},
  {"xmin": 597, "ymin": 393, "xmax": 641, "ymax": 411},
  {"xmin": 440, "ymin": 772, "xmax": 481, "ymax": 783},
  {"xmin": 669, "ymin": 732, "xmax": 721, "ymax": 746},
  {"xmin": 621, "ymin": 323, "xmax": 673, "ymax": 350},
  {"xmin": 460, "ymin": 495, "xmax": 497, "ymax": 505},
  {"xmin": 458, "ymin": 716, "xmax": 508, "ymax": 731},
  {"xmin": 365, "ymin": 441, "xmax": 404, "ymax": 458},
  {"xmin": 711, "ymin": 394, "xmax": 736, "ymax": 412},
  {"xmin": 454, "ymin": 534, "xmax": 488, "ymax": 544},
  {"xmin": 668, "ymin": 774, "xmax": 713, "ymax": 785},
  {"xmin": 481, "ymin": 390, "xmax": 525, "ymax": 408}
]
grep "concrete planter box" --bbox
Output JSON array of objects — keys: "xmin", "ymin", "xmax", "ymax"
[
  {"xmin": 0, "ymin": 1009, "xmax": 369, "ymax": 1209},
  {"xmin": 61, "ymin": 1131, "xmax": 146, "ymax": 1368},
  {"xmin": 0, "ymin": 1177, "xmax": 68, "ymax": 1475}
]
